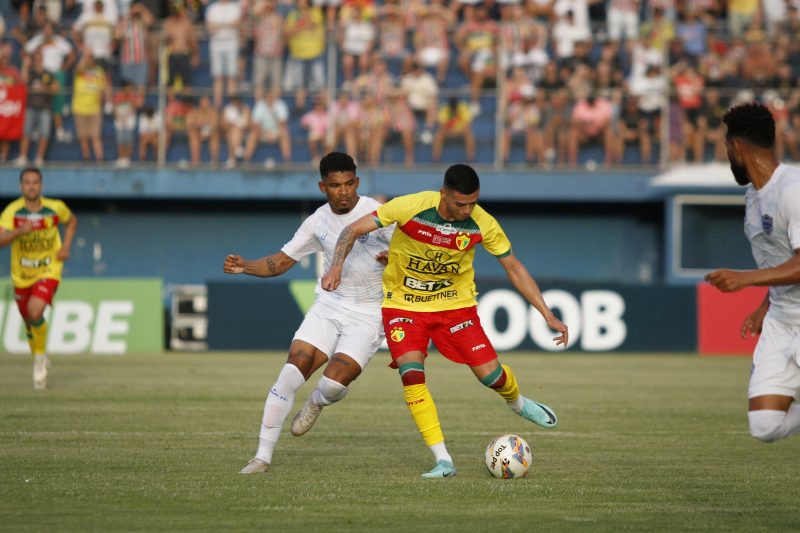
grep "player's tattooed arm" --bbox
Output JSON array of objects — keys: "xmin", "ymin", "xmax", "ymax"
[
  {"xmin": 223, "ymin": 252, "xmax": 297, "ymax": 277},
  {"xmin": 322, "ymin": 214, "xmax": 381, "ymax": 291},
  {"xmin": 331, "ymin": 226, "xmax": 358, "ymax": 269}
]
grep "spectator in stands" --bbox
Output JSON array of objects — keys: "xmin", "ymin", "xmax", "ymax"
[
  {"xmin": 454, "ymin": 4, "xmax": 498, "ymax": 115},
  {"xmin": 672, "ymin": 59, "xmax": 704, "ymax": 161},
  {"xmin": 283, "ymin": 0, "xmax": 326, "ymax": 111},
  {"xmin": 675, "ymin": 8, "xmax": 707, "ymax": 59},
  {"xmin": 542, "ymin": 88, "xmax": 572, "ymax": 166},
  {"xmin": 616, "ymin": 93, "xmax": 650, "ymax": 164},
  {"xmin": 72, "ymin": 52, "xmax": 107, "ymax": 162},
  {"xmin": 78, "ymin": 0, "xmax": 118, "ymax": 23},
  {"xmin": 357, "ymin": 92, "xmax": 387, "ymax": 164},
  {"xmin": 413, "ymin": 0, "xmax": 453, "ymax": 84},
  {"xmin": 163, "ymin": 0, "xmax": 200, "ymax": 92},
  {"xmin": 695, "ymin": 87, "xmax": 728, "ymax": 161},
  {"xmin": 15, "ymin": 51, "xmax": 58, "ymax": 167},
  {"xmin": 500, "ymin": 71, "xmax": 544, "ymax": 165},
  {"xmin": 11, "ymin": 4, "xmax": 48, "ymax": 47},
  {"xmin": 432, "ymin": 96, "xmax": 475, "ymax": 162},
  {"xmin": 400, "ymin": 61, "xmax": 439, "ymax": 145},
  {"xmin": 327, "ymin": 89, "xmax": 361, "ymax": 157},
  {"xmin": 639, "ymin": 6, "xmax": 673, "ymax": 52},
  {"xmin": 300, "ymin": 92, "xmax": 329, "ymax": 164},
  {"xmin": 500, "ymin": 8, "xmax": 548, "ymax": 83},
  {"xmin": 138, "ymin": 105, "xmax": 161, "ymax": 162},
  {"xmin": 551, "ymin": 9, "xmax": 592, "ymax": 63},
  {"xmin": 376, "ymin": 1, "xmax": 412, "ymax": 76},
  {"xmin": 606, "ymin": 0, "xmax": 640, "ymax": 43},
  {"xmin": 353, "ymin": 57, "xmax": 392, "ymax": 103},
  {"xmin": 0, "ymin": 46, "xmax": 22, "ymax": 163},
  {"xmin": 187, "ymin": 95, "xmax": 221, "ymax": 167},
  {"xmin": 222, "ymin": 96, "xmax": 250, "ymax": 168},
  {"xmin": 24, "ymin": 21, "xmax": 75, "ymax": 143},
  {"xmin": 340, "ymin": 3, "xmax": 375, "ymax": 82},
  {"xmin": 568, "ymin": 89, "xmax": 614, "ymax": 168},
  {"xmin": 728, "ymin": 0, "xmax": 759, "ymax": 39},
  {"xmin": 628, "ymin": 63, "xmax": 665, "ymax": 164},
  {"xmin": 164, "ymin": 93, "xmax": 191, "ymax": 160},
  {"xmin": 252, "ymin": 0, "xmax": 284, "ymax": 100},
  {"xmin": 116, "ymin": 2, "xmax": 154, "ymax": 98},
  {"xmin": 113, "ymin": 81, "xmax": 142, "ymax": 168},
  {"xmin": 72, "ymin": 0, "xmax": 115, "ymax": 74},
  {"xmin": 206, "ymin": 0, "xmax": 242, "ymax": 107},
  {"xmin": 244, "ymin": 88, "xmax": 291, "ymax": 166},
  {"xmin": 384, "ymin": 87, "xmax": 417, "ymax": 167}
]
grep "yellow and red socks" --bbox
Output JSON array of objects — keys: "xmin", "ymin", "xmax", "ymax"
[
  {"xmin": 480, "ymin": 364, "xmax": 524, "ymax": 412},
  {"xmin": 29, "ymin": 317, "xmax": 48, "ymax": 357},
  {"xmin": 398, "ymin": 362, "xmax": 451, "ymax": 462}
]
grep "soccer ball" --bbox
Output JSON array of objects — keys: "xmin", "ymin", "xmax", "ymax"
[{"xmin": 485, "ymin": 433, "xmax": 532, "ymax": 479}]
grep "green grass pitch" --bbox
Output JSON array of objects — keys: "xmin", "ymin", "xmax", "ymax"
[{"xmin": 2, "ymin": 351, "xmax": 799, "ymax": 532}]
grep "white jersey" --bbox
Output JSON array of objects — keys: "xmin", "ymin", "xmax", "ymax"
[
  {"xmin": 281, "ymin": 196, "xmax": 393, "ymax": 315},
  {"xmin": 744, "ymin": 164, "xmax": 800, "ymax": 324}
]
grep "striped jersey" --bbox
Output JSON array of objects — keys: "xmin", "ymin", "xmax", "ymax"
[
  {"xmin": 0, "ymin": 197, "xmax": 73, "ymax": 288},
  {"xmin": 373, "ymin": 191, "xmax": 511, "ymax": 312}
]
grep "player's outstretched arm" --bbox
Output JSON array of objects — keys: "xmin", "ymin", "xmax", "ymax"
[
  {"xmin": 321, "ymin": 213, "xmax": 379, "ymax": 291},
  {"xmin": 706, "ymin": 250, "xmax": 800, "ymax": 292},
  {"xmin": 223, "ymin": 252, "xmax": 297, "ymax": 278},
  {"xmin": 498, "ymin": 253, "xmax": 568, "ymax": 347}
]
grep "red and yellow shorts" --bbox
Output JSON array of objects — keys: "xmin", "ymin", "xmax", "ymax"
[
  {"xmin": 381, "ymin": 305, "xmax": 498, "ymax": 367},
  {"xmin": 14, "ymin": 278, "xmax": 60, "ymax": 320}
]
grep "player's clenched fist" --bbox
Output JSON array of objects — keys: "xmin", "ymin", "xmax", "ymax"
[
  {"xmin": 705, "ymin": 269, "xmax": 749, "ymax": 292},
  {"xmin": 223, "ymin": 254, "xmax": 245, "ymax": 274}
]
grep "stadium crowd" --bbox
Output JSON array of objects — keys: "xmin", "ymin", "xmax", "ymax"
[{"xmin": 0, "ymin": 0, "xmax": 799, "ymax": 168}]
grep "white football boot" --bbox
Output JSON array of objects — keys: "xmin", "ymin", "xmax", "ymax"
[
  {"xmin": 33, "ymin": 354, "xmax": 50, "ymax": 390},
  {"xmin": 290, "ymin": 399, "xmax": 323, "ymax": 436},
  {"xmin": 239, "ymin": 458, "xmax": 270, "ymax": 474}
]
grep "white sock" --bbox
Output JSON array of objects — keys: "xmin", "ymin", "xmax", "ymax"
[
  {"xmin": 255, "ymin": 364, "xmax": 306, "ymax": 463},
  {"xmin": 507, "ymin": 395, "xmax": 524, "ymax": 413},
  {"xmin": 429, "ymin": 442, "xmax": 452, "ymax": 463},
  {"xmin": 310, "ymin": 375, "xmax": 348, "ymax": 407},
  {"xmin": 748, "ymin": 403, "xmax": 800, "ymax": 443}
]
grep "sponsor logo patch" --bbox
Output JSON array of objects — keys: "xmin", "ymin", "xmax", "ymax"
[
  {"xmin": 471, "ymin": 343, "xmax": 486, "ymax": 351},
  {"xmin": 449, "ymin": 320, "xmax": 474, "ymax": 334},
  {"xmin": 388, "ymin": 317, "xmax": 414, "ymax": 325},
  {"xmin": 404, "ymin": 276, "xmax": 453, "ymax": 292}
]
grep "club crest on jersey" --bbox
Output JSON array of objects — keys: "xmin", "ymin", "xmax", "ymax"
[
  {"xmin": 358, "ymin": 234, "xmax": 369, "ymax": 243},
  {"xmin": 762, "ymin": 214, "xmax": 773, "ymax": 235},
  {"xmin": 390, "ymin": 327, "xmax": 405, "ymax": 342},
  {"xmin": 456, "ymin": 233, "xmax": 471, "ymax": 250}
]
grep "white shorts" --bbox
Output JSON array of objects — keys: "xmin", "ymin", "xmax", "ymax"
[
  {"xmin": 293, "ymin": 300, "xmax": 383, "ymax": 369},
  {"xmin": 748, "ymin": 315, "xmax": 800, "ymax": 399}
]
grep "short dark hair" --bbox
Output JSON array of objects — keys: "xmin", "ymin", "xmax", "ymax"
[
  {"xmin": 20, "ymin": 167, "xmax": 42, "ymax": 182},
  {"xmin": 723, "ymin": 102, "xmax": 775, "ymax": 149},
  {"xmin": 319, "ymin": 152, "xmax": 356, "ymax": 179},
  {"xmin": 443, "ymin": 164, "xmax": 480, "ymax": 194}
]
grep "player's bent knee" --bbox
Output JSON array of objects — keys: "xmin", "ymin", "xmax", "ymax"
[
  {"xmin": 748, "ymin": 410, "xmax": 786, "ymax": 443},
  {"xmin": 317, "ymin": 375, "xmax": 348, "ymax": 404}
]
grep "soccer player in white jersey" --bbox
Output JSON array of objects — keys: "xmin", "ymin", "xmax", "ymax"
[
  {"xmin": 706, "ymin": 102, "xmax": 800, "ymax": 443},
  {"xmin": 223, "ymin": 152, "xmax": 394, "ymax": 473}
]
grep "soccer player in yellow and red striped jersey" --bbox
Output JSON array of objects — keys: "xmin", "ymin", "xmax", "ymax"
[
  {"xmin": 0, "ymin": 168, "xmax": 77, "ymax": 390},
  {"xmin": 322, "ymin": 163, "xmax": 568, "ymax": 478}
]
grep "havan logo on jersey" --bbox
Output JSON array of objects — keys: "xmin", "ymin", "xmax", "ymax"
[{"xmin": 407, "ymin": 249, "xmax": 460, "ymax": 275}]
